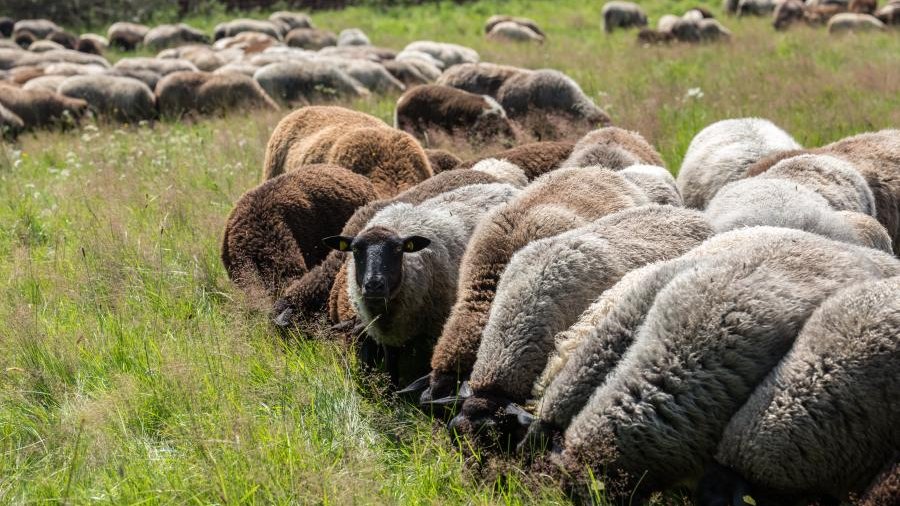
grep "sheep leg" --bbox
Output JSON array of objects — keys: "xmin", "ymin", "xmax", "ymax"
[{"xmin": 384, "ymin": 345, "xmax": 400, "ymax": 387}]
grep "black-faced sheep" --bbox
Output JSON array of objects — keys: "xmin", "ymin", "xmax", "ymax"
[
  {"xmin": 14, "ymin": 30, "xmax": 36, "ymax": 49},
  {"xmin": 676, "ymin": 117, "xmax": 802, "ymax": 209},
  {"xmin": 263, "ymin": 106, "xmax": 433, "ymax": 198},
  {"xmin": 602, "ymin": 1, "xmax": 649, "ymax": 32},
  {"xmin": 76, "ymin": 36, "xmax": 106, "ymax": 55},
  {"xmin": 850, "ymin": 0, "xmax": 878, "ymax": 14},
  {"xmin": 107, "ymin": 22, "xmax": 149, "ymax": 51},
  {"xmin": 324, "ymin": 183, "xmax": 520, "ymax": 385},
  {"xmin": 706, "ymin": 275, "xmax": 900, "ymax": 504},
  {"xmin": 555, "ymin": 228, "xmax": 900, "ymax": 497},
  {"xmin": 58, "ymin": 74, "xmax": 157, "ymax": 123},
  {"xmin": 252, "ymin": 61, "xmax": 369, "ymax": 106},
  {"xmin": 0, "ymin": 17, "xmax": 14, "ymax": 38},
  {"xmin": 561, "ymin": 127, "xmax": 665, "ymax": 169},
  {"xmin": 0, "ymin": 82, "xmax": 87, "ymax": 129},
  {"xmin": 221, "ymin": 164, "xmax": 377, "ymax": 299},
  {"xmin": 394, "ymin": 84, "xmax": 516, "ymax": 148},
  {"xmin": 827, "ymin": 12, "xmax": 886, "ymax": 32},
  {"xmin": 47, "ymin": 30, "xmax": 78, "ymax": 50},
  {"xmin": 449, "ymin": 205, "xmax": 713, "ymax": 444},
  {"xmin": 143, "ymin": 24, "xmax": 209, "ymax": 50},
  {"xmin": 285, "ymin": 28, "xmax": 337, "ymax": 49},
  {"xmin": 421, "ymin": 167, "xmax": 650, "ymax": 403},
  {"xmin": 457, "ymin": 141, "xmax": 575, "ymax": 180},
  {"xmin": 155, "ymin": 71, "xmax": 279, "ymax": 118},
  {"xmin": 272, "ymin": 163, "xmax": 525, "ymax": 328}
]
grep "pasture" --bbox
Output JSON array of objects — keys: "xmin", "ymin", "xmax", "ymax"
[{"xmin": 1, "ymin": 0, "xmax": 899, "ymax": 503}]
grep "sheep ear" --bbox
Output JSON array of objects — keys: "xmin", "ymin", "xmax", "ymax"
[
  {"xmin": 402, "ymin": 236, "xmax": 430, "ymax": 253},
  {"xmin": 504, "ymin": 403, "xmax": 535, "ymax": 427},
  {"xmin": 323, "ymin": 235, "xmax": 354, "ymax": 252},
  {"xmin": 397, "ymin": 373, "xmax": 431, "ymax": 397}
]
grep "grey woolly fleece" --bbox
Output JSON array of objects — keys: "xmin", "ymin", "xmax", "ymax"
[
  {"xmin": 558, "ymin": 227, "xmax": 900, "ymax": 491},
  {"xmin": 716, "ymin": 275, "xmax": 900, "ymax": 500},
  {"xmin": 348, "ymin": 183, "xmax": 520, "ymax": 347}
]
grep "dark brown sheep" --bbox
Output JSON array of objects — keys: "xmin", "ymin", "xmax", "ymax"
[
  {"xmin": 155, "ymin": 71, "xmax": 278, "ymax": 118},
  {"xmin": 394, "ymin": 84, "xmax": 517, "ymax": 148},
  {"xmin": 285, "ymin": 27, "xmax": 337, "ymax": 49},
  {"xmin": 48, "ymin": 30, "xmax": 78, "ymax": 50},
  {"xmin": 457, "ymin": 141, "xmax": 575, "ymax": 180},
  {"xmin": 14, "ymin": 30, "xmax": 36, "ymax": 49},
  {"xmin": 272, "ymin": 167, "xmax": 507, "ymax": 327},
  {"xmin": 562, "ymin": 126, "xmax": 665, "ymax": 169},
  {"xmin": 76, "ymin": 37, "xmax": 104, "ymax": 55},
  {"xmin": 0, "ymin": 17, "xmax": 14, "ymax": 38},
  {"xmin": 637, "ymin": 28, "xmax": 676, "ymax": 44},
  {"xmin": 424, "ymin": 149, "xmax": 461, "ymax": 173},
  {"xmin": 222, "ymin": 165, "xmax": 378, "ymax": 298},
  {"xmin": 263, "ymin": 106, "xmax": 433, "ymax": 198},
  {"xmin": 107, "ymin": 22, "xmax": 149, "ymax": 51},
  {"xmin": 0, "ymin": 83, "xmax": 87, "ymax": 129}
]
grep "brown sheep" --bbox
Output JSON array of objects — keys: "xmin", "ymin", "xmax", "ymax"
[
  {"xmin": 76, "ymin": 37, "xmax": 104, "ymax": 55},
  {"xmin": 422, "ymin": 167, "xmax": 650, "ymax": 402},
  {"xmin": 457, "ymin": 141, "xmax": 575, "ymax": 179},
  {"xmin": 285, "ymin": 28, "xmax": 337, "ymax": 49},
  {"xmin": 394, "ymin": 84, "xmax": 517, "ymax": 148},
  {"xmin": 272, "ymin": 167, "xmax": 509, "ymax": 327},
  {"xmin": 0, "ymin": 83, "xmax": 87, "ymax": 129},
  {"xmin": 155, "ymin": 71, "xmax": 279, "ymax": 118},
  {"xmin": 14, "ymin": 30, "xmax": 36, "ymax": 49},
  {"xmin": 562, "ymin": 127, "xmax": 665, "ymax": 169},
  {"xmin": 47, "ymin": 30, "xmax": 78, "ymax": 50},
  {"xmin": 263, "ymin": 106, "xmax": 434, "ymax": 198},
  {"xmin": 424, "ymin": 149, "xmax": 461, "ymax": 173},
  {"xmin": 107, "ymin": 22, "xmax": 149, "ymax": 51},
  {"xmin": 221, "ymin": 165, "xmax": 377, "ymax": 299}
]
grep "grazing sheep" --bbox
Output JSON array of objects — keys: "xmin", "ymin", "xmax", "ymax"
[
  {"xmin": 382, "ymin": 59, "xmax": 439, "ymax": 86},
  {"xmin": 253, "ymin": 61, "xmax": 368, "ymax": 106},
  {"xmin": 637, "ymin": 28, "xmax": 676, "ymax": 45},
  {"xmin": 403, "ymin": 41, "xmax": 479, "ymax": 68},
  {"xmin": 557, "ymin": 228, "xmax": 900, "ymax": 496},
  {"xmin": 436, "ymin": 62, "xmax": 527, "ymax": 96},
  {"xmin": 214, "ymin": 19, "xmax": 283, "ymax": 41},
  {"xmin": 738, "ymin": 0, "xmax": 779, "ymax": 16},
  {"xmin": 0, "ymin": 102, "xmax": 24, "ymax": 138},
  {"xmin": 47, "ymin": 30, "xmax": 78, "ymax": 50},
  {"xmin": 457, "ymin": 141, "xmax": 575, "ymax": 180},
  {"xmin": 619, "ymin": 165, "xmax": 682, "ymax": 206},
  {"xmin": 213, "ymin": 31, "xmax": 279, "ymax": 53},
  {"xmin": 14, "ymin": 30, "xmax": 35, "ymax": 49},
  {"xmin": 327, "ymin": 183, "xmax": 520, "ymax": 384},
  {"xmin": 114, "ymin": 57, "xmax": 198, "ymax": 77},
  {"xmin": 222, "ymin": 165, "xmax": 377, "ymax": 298},
  {"xmin": 27, "ymin": 40, "xmax": 65, "ymax": 52},
  {"xmin": 698, "ymin": 18, "xmax": 732, "ymax": 41},
  {"xmin": 422, "ymin": 167, "xmax": 649, "ymax": 402},
  {"xmin": 155, "ymin": 71, "xmax": 278, "ymax": 118},
  {"xmin": 676, "ymin": 118, "xmax": 802, "ymax": 209},
  {"xmin": 13, "ymin": 48, "xmax": 110, "ymax": 69},
  {"xmin": 0, "ymin": 17, "xmax": 14, "ymax": 38},
  {"xmin": 602, "ymin": 1, "xmax": 649, "ymax": 32},
  {"xmin": 319, "ymin": 57, "xmax": 405, "ymax": 94},
  {"xmin": 774, "ymin": 0, "xmax": 848, "ymax": 29},
  {"xmin": 104, "ymin": 68, "xmax": 162, "ymax": 90},
  {"xmin": 0, "ymin": 83, "xmax": 87, "ymax": 129},
  {"xmin": 708, "ymin": 276, "xmax": 900, "ymax": 503},
  {"xmin": 158, "ymin": 45, "xmax": 225, "ymax": 73},
  {"xmin": 484, "ymin": 15, "xmax": 546, "ymax": 37},
  {"xmin": 317, "ymin": 45, "xmax": 396, "ymax": 62},
  {"xmin": 758, "ymin": 154, "xmax": 876, "ymax": 215},
  {"xmin": 487, "ymin": 22, "xmax": 545, "ymax": 43},
  {"xmin": 450, "ymin": 206, "xmax": 713, "ymax": 441},
  {"xmin": 21, "ymin": 75, "xmax": 66, "ymax": 93},
  {"xmin": 13, "ymin": 19, "xmax": 61, "ymax": 39},
  {"xmin": 285, "ymin": 28, "xmax": 337, "ymax": 49},
  {"xmin": 273, "ymin": 164, "xmax": 524, "ymax": 327},
  {"xmin": 107, "ymin": 22, "xmax": 149, "ymax": 51},
  {"xmin": 562, "ymin": 127, "xmax": 664, "ymax": 169},
  {"xmin": 337, "ymin": 28, "xmax": 370, "ymax": 47},
  {"xmin": 213, "ymin": 62, "xmax": 259, "ymax": 78},
  {"xmin": 269, "ymin": 11, "xmax": 313, "ymax": 32},
  {"xmin": 424, "ymin": 149, "xmax": 461, "ymax": 173},
  {"xmin": 850, "ymin": 0, "xmax": 878, "ymax": 14},
  {"xmin": 876, "ymin": 2, "xmax": 900, "ymax": 24},
  {"xmin": 394, "ymin": 84, "xmax": 516, "ymax": 147},
  {"xmin": 828, "ymin": 12, "xmax": 886, "ymax": 32},
  {"xmin": 76, "ymin": 36, "xmax": 106, "ymax": 55},
  {"xmin": 143, "ymin": 23, "xmax": 208, "ymax": 50},
  {"xmin": 263, "ymin": 106, "xmax": 433, "ymax": 198},
  {"xmin": 58, "ymin": 74, "xmax": 157, "ymax": 123},
  {"xmin": 724, "ymin": 0, "xmax": 741, "ymax": 14}
]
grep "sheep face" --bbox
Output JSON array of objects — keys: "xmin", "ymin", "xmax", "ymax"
[{"xmin": 324, "ymin": 226, "xmax": 430, "ymax": 301}]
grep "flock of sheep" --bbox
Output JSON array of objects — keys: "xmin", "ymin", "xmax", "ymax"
[{"xmin": 220, "ymin": 96, "xmax": 900, "ymax": 505}]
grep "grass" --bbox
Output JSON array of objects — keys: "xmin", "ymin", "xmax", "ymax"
[{"xmin": 2, "ymin": 0, "xmax": 899, "ymax": 503}]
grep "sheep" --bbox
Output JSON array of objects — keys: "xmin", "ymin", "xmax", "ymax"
[
  {"xmin": 0, "ymin": 83, "xmax": 87, "ymax": 129},
  {"xmin": 0, "ymin": 17, "xmax": 14, "ymax": 38},
  {"xmin": 457, "ymin": 141, "xmax": 575, "ymax": 180},
  {"xmin": 618, "ymin": 165, "xmax": 682, "ymax": 206},
  {"xmin": 486, "ymin": 22, "xmax": 545, "ymax": 43},
  {"xmin": 214, "ymin": 19, "xmax": 283, "ymax": 41},
  {"xmin": 317, "ymin": 57, "xmax": 405, "ymax": 94},
  {"xmin": 317, "ymin": 45, "xmax": 396, "ymax": 62},
  {"xmin": 155, "ymin": 71, "xmax": 278, "ymax": 118},
  {"xmin": 21, "ymin": 75, "xmax": 67, "ymax": 93},
  {"xmin": 484, "ymin": 15, "xmax": 546, "ymax": 37},
  {"xmin": 496, "ymin": 69, "xmax": 612, "ymax": 139},
  {"xmin": 107, "ymin": 22, "xmax": 149, "ymax": 51},
  {"xmin": 13, "ymin": 19, "xmax": 61, "ymax": 40},
  {"xmin": 269, "ymin": 11, "xmax": 313, "ymax": 32},
  {"xmin": 738, "ymin": 0, "xmax": 779, "ymax": 16},
  {"xmin": 602, "ymin": 1, "xmax": 649, "ymax": 32},
  {"xmin": 449, "ymin": 205, "xmax": 713, "ymax": 442},
  {"xmin": 859, "ymin": 460, "xmax": 900, "ymax": 506},
  {"xmin": 698, "ymin": 18, "xmax": 733, "ymax": 41},
  {"xmin": 13, "ymin": 49, "xmax": 110, "ymax": 69},
  {"xmin": 285, "ymin": 28, "xmax": 337, "ymax": 49},
  {"xmin": 253, "ymin": 61, "xmax": 368, "ymax": 106},
  {"xmin": 424, "ymin": 149, "xmax": 461, "ymax": 173},
  {"xmin": 263, "ymin": 106, "xmax": 433, "ymax": 198},
  {"xmin": 58, "ymin": 74, "xmax": 156, "ymax": 123},
  {"xmin": 850, "ymin": 0, "xmax": 878, "ymax": 14},
  {"xmin": 403, "ymin": 41, "xmax": 479, "ymax": 68},
  {"xmin": 222, "ymin": 164, "xmax": 377, "ymax": 299},
  {"xmin": 421, "ymin": 167, "xmax": 650, "ymax": 403},
  {"xmin": 272, "ymin": 163, "xmax": 525, "ymax": 327},
  {"xmin": 436, "ymin": 62, "xmax": 528, "ymax": 96},
  {"xmin": 561, "ymin": 127, "xmax": 664, "ymax": 169},
  {"xmin": 46, "ymin": 30, "xmax": 78, "ymax": 50},
  {"xmin": 114, "ymin": 57, "xmax": 198, "ymax": 77},
  {"xmin": 658, "ymin": 14, "xmax": 681, "ymax": 32},
  {"xmin": 14, "ymin": 31, "xmax": 36, "ymax": 49},
  {"xmin": 0, "ymin": 102, "xmax": 24, "ymax": 138},
  {"xmin": 158, "ymin": 45, "xmax": 225, "ymax": 72},
  {"xmin": 724, "ymin": 0, "xmax": 741, "ymax": 14},
  {"xmin": 555, "ymin": 228, "xmax": 900, "ymax": 497},
  {"xmin": 337, "ymin": 28, "xmax": 370, "ymax": 47},
  {"xmin": 76, "ymin": 36, "xmax": 106, "ymax": 55},
  {"xmin": 876, "ymin": 2, "xmax": 900, "ymax": 24},
  {"xmin": 325, "ymin": 183, "xmax": 521, "ymax": 385},
  {"xmin": 396, "ymin": 49, "xmax": 446, "ymax": 71},
  {"xmin": 828, "ymin": 12, "xmax": 886, "ymax": 32},
  {"xmin": 382, "ymin": 59, "xmax": 439, "ymax": 87},
  {"xmin": 143, "ymin": 24, "xmax": 208, "ymax": 50},
  {"xmin": 394, "ymin": 84, "xmax": 516, "ymax": 148},
  {"xmin": 757, "ymin": 153, "xmax": 876, "ymax": 215},
  {"xmin": 27, "ymin": 40, "xmax": 65, "ymax": 53},
  {"xmin": 213, "ymin": 31, "xmax": 280, "ymax": 53},
  {"xmin": 707, "ymin": 276, "xmax": 900, "ymax": 504},
  {"xmin": 676, "ymin": 118, "xmax": 802, "ymax": 209}
]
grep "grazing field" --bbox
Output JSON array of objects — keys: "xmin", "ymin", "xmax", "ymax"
[{"xmin": 1, "ymin": 0, "xmax": 899, "ymax": 503}]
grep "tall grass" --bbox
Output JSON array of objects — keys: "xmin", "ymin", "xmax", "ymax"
[{"xmin": 2, "ymin": 0, "xmax": 899, "ymax": 502}]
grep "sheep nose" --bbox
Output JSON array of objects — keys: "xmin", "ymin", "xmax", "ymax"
[{"xmin": 362, "ymin": 277, "xmax": 387, "ymax": 297}]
